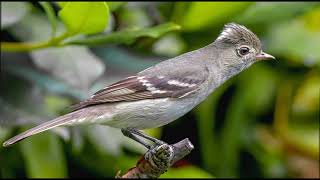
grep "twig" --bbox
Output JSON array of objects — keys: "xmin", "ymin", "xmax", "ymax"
[
  {"xmin": 116, "ymin": 138, "xmax": 194, "ymax": 178},
  {"xmin": 1, "ymin": 32, "xmax": 70, "ymax": 52}
]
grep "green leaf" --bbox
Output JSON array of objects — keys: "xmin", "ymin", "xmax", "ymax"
[
  {"xmin": 267, "ymin": 14, "xmax": 320, "ymax": 67},
  {"xmin": 58, "ymin": 2, "xmax": 109, "ymax": 35},
  {"xmin": 0, "ymin": 127, "xmax": 11, "ymax": 143},
  {"xmin": 44, "ymin": 95, "xmax": 72, "ymax": 114},
  {"xmin": 171, "ymin": 2, "xmax": 190, "ymax": 23},
  {"xmin": 286, "ymin": 123, "xmax": 319, "ymax": 159},
  {"xmin": 106, "ymin": 2, "xmax": 126, "ymax": 12},
  {"xmin": 8, "ymin": 13, "xmax": 106, "ymax": 92},
  {"xmin": 237, "ymin": 2, "xmax": 318, "ymax": 26},
  {"xmin": 57, "ymin": 2, "xmax": 68, "ymax": 8},
  {"xmin": 293, "ymin": 71, "xmax": 320, "ymax": 115},
  {"xmin": 20, "ymin": 129, "xmax": 67, "ymax": 178},
  {"xmin": 66, "ymin": 22, "xmax": 181, "ymax": 46},
  {"xmin": 194, "ymin": 80, "xmax": 232, "ymax": 174},
  {"xmin": 39, "ymin": 2, "xmax": 57, "ymax": 38},
  {"xmin": 178, "ymin": 2, "xmax": 253, "ymax": 31},
  {"xmin": 160, "ymin": 166, "xmax": 213, "ymax": 178}
]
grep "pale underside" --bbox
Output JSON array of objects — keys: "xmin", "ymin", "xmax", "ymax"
[{"xmin": 66, "ymin": 97, "xmax": 199, "ymax": 129}]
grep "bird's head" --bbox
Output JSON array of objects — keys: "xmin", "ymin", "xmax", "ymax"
[{"xmin": 214, "ymin": 23, "xmax": 275, "ymax": 69}]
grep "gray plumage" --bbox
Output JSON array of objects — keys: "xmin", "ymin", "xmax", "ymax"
[{"xmin": 3, "ymin": 23, "xmax": 275, "ymax": 147}]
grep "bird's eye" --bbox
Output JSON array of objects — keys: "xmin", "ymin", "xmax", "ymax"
[{"xmin": 237, "ymin": 46, "xmax": 250, "ymax": 56}]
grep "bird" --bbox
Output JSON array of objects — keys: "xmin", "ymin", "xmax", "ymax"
[{"xmin": 2, "ymin": 23, "xmax": 275, "ymax": 148}]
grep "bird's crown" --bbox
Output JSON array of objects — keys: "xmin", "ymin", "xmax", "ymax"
[{"xmin": 216, "ymin": 23, "xmax": 261, "ymax": 51}]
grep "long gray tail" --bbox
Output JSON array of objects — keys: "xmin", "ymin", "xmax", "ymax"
[{"xmin": 3, "ymin": 113, "xmax": 76, "ymax": 147}]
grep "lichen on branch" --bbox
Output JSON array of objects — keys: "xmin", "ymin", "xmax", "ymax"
[{"xmin": 116, "ymin": 138, "xmax": 194, "ymax": 178}]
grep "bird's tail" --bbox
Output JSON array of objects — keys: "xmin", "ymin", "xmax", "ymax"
[{"xmin": 2, "ymin": 113, "xmax": 77, "ymax": 147}]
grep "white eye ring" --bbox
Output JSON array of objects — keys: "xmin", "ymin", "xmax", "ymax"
[{"xmin": 237, "ymin": 46, "xmax": 250, "ymax": 57}]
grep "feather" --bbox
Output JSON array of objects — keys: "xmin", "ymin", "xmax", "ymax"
[
  {"xmin": 216, "ymin": 22, "xmax": 261, "ymax": 52},
  {"xmin": 2, "ymin": 112, "xmax": 77, "ymax": 147},
  {"xmin": 70, "ymin": 75, "xmax": 207, "ymax": 111}
]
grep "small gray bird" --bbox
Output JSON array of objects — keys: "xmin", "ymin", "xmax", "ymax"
[{"xmin": 3, "ymin": 23, "xmax": 275, "ymax": 148}]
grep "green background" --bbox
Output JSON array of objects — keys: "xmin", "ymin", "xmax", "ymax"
[{"xmin": 0, "ymin": 2, "xmax": 319, "ymax": 178}]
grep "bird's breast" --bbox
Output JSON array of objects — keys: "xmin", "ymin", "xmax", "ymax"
[{"xmin": 104, "ymin": 97, "xmax": 197, "ymax": 129}]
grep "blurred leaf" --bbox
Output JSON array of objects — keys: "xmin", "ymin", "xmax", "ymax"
[
  {"xmin": 0, "ymin": 127, "xmax": 11, "ymax": 144},
  {"xmin": 70, "ymin": 127, "xmax": 85, "ymax": 155},
  {"xmin": 161, "ymin": 166, "xmax": 213, "ymax": 178},
  {"xmin": 20, "ymin": 129, "xmax": 67, "ymax": 178},
  {"xmin": 73, "ymin": 143, "xmax": 138, "ymax": 177},
  {"xmin": 274, "ymin": 81, "xmax": 319, "ymax": 159},
  {"xmin": 0, "ymin": 142, "xmax": 26, "ymax": 178},
  {"xmin": 0, "ymin": 97, "xmax": 46, "ymax": 127},
  {"xmin": 194, "ymin": 80, "xmax": 232, "ymax": 173},
  {"xmin": 152, "ymin": 33, "xmax": 186, "ymax": 56},
  {"xmin": 217, "ymin": 63, "xmax": 278, "ymax": 177},
  {"xmin": 39, "ymin": 2, "xmax": 58, "ymax": 38},
  {"xmin": 0, "ymin": 72, "xmax": 71, "ymax": 140},
  {"xmin": 303, "ymin": 6, "xmax": 320, "ymax": 32},
  {"xmin": 8, "ymin": 13, "xmax": 106, "ymax": 91},
  {"xmin": 293, "ymin": 70, "xmax": 320, "ymax": 115},
  {"xmin": 58, "ymin": 2, "xmax": 109, "ymax": 35},
  {"xmin": 106, "ymin": 2, "xmax": 127, "ymax": 12},
  {"xmin": 267, "ymin": 13, "xmax": 320, "ymax": 67},
  {"xmin": 286, "ymin": 154, "xmax": 319, "ymax": 178},
  {"xmin": 85, "ymin": 125, "xmax": 161, "ymax": 157},
  {"xmin": 44, "ymin": 95, "xmax": 72, "ymax": 114},
  {"xmin": 286, "ymin": 123, "xmax": 319, "ymax": 159},
  {"xmin": 0, "ymin": 2, "xmax": 31, "ymax": 29},
  {"xmin": 239, "ymin": 63, "xmax": 278, "ymax": 114},
  {"xmin": 31, "ymin": 46, "xmax": 105, "ymax": 91},
  {"xmin": 103, "ymin": 13, "xmax": 115, "ymax": 33},
  {"xmin": 247, "ymin": 126, "xmax": 288, "ymax": 178},
  {"xmin": 66, "ymin": 22, "xmax": 181, "ymax": 46},
  {"xmin": 178, "ymin": 2, "xmax": 253, "ymax": 31},
  {"xmin": 5, "ymin": 65, "xmax": 85, "ymax": 99},
  {"xmin": 57, "ymin": 2, "xmax": 68, "ymax": 8},
  {"xmin": 8, "ymin": 12, "xmax": 63, "ymax": 42},
  {"xmin": 143, "ymin": 128, "xmax": 162, "ymax": 142},
  {"xmin": 237, "ymin": 2, "xmax": 318, "ymax": 26},
  {"xmin": 217, "ymin": 88, "xmax": 248, "ymax": 177},
  {"xmin": 85, "ymin": 125, "xmax": 123, "ymax": 156},
  {"xmin": 0, "ymin": 71, "xmax": 53, "ymax": 127},
  {"xmin": 171, "ymin": 2, "xmax": 190, "ymax": 23},
  {"xmin": 92, "ymin": 46, "xmax": 162, "ymax": 73},
  {"xmin": 118, "ymin": 6, "xmax": 152, "ymax": 29}
]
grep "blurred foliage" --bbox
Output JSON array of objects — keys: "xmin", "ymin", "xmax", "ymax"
[
  {"xmin": 1, "ymin": 1, "xmax": 319, "ymax": 178},
  {"xmin": 175, "ymin": 2, "xmax": 253, "ymax": 31},
  {"xmin": 57, "ymin": 2, "xmax": 109, "ymax": 35}
]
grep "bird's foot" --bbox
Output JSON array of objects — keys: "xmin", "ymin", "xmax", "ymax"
[{"xmin": 121, "ymin": 128, "xmax": 167, "ymax": 150}]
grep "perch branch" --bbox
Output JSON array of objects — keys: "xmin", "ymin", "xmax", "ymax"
[{"xmin": 116, "ymin": 138, "xmax": 194, "ymax": 178}]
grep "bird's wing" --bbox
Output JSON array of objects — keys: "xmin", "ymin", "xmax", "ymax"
[
  {"xmin": 70, "ymin": 72, "xmax": 207, "ymax": 111},
  {"xmin": 3, "ymin": 72, "xmax": 207, "ymax": 147}
]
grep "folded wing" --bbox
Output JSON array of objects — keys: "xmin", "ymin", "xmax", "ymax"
[{"xmin": 70, "ymin": 74, "xmax": 207, "ymax": 111}]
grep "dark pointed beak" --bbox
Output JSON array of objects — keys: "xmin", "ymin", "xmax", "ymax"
[{"xmin": 256, "ymin": 51, "xmax": 275, "ymax": 60}]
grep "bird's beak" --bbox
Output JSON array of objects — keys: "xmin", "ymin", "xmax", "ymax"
[{"xmin": 256, "ymin": 51, "xmax": 275, "ymax": 61}]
